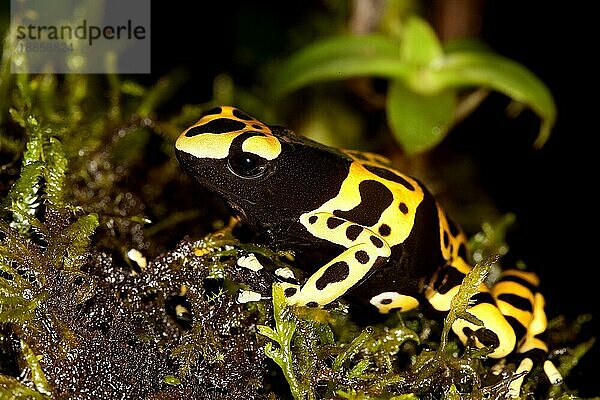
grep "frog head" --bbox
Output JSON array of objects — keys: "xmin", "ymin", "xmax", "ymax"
[{"xmin": 174, "ymin": 106, "xmax": 350, "ymax": 228}]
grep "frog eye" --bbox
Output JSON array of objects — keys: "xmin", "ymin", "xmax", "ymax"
[{"xmin": 227, "ymin": 152, "xmax": 267, "ymax": 178}]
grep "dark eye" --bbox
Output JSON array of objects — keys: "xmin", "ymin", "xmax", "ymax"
[{"xmin": 227, "ymin": 152, "xmax": 267, "ymax": 178}]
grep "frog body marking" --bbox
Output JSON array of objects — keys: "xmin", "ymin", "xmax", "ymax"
[{"xmin": 175, "ymin": 106, "xmax": 562, "ymax": 395}]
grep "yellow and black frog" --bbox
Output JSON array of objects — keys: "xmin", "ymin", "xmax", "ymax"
[{"xmin": 174, "ymin": 106, "xmax": 562, "ymax": 396}]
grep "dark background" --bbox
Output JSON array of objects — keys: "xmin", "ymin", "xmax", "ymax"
[
  {"xmin": 479, "ymin": 5, "xmax": 597, "ymax": 394},
  {"xmin": 146, "ymin": 1, "xmax": 597, "ymax": 395}
]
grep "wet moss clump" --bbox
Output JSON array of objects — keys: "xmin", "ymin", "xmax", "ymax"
[{"xmin": 0, "ymin": 65, "xmax": 276, "ymax": 398}]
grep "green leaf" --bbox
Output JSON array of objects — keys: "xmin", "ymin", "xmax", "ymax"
[
  {"xmin": 387, "ymin": 80, "xmax": 456, "ymax": 154},
  {"xmin": 22, "ymin": 118, "xmax": 43, "ymax": 167},
  {"xmin": 257, "ymin": 285, "xmax": 304, "ymax": 399},
  {"xmin": 21, "ymin": 339, "xmax": 52, "ymax": 396},
  {"xmin": 399, "ymin": 16, "xmax": 443, "ymax": 67},
  {"xmin": 63, "ymin": 213, "xmax": 99, "ymax": 271},
  {"xmin": 456, "ymin": 310, "xmax": 484, "ymax": 327},
  {"xmin": 256, "ymin": 325, "xmax": 279, "ymax": 343},
  {"xmin": 347, "ymin": 359, "xmax": 370, "ymax": 379},
  {"xmin": 438, "ymin": 256, "xmax": 496, "ymax": 355},
  {"xmin": 163, "ymin": 375, "xmax": 182, "ymax": 386},
  {"xmin": 3, "ymin": 162, "xmax": 44, "ymax": 234},
  {"xmin": 121, "ymin": 80, "xmax": 146, "ymax": 97},
  {"xmin": 389, "ymin": 395, "xmax": 419, "ymax": 400},
  {"xmin": 332, "ymin": 326, "xmax": 373, "ymax": 372},
  {"xmin": 271, "ymin": 34, "xmax": 409, "ymax": 97},
  {"xmin": 449, "ymin": 257, "xmax": 495, "ymax": 319},
  {"xmin": 8, "ymin": 108, "xmax": 26, "ymax": 128},
  {"xmin": 43, "ymin": 137, "xmax": 68, "ymax": 207},
  {"xmin": 0, "ymin": 248, "xmax": 48, "ymax": 322},
  {"xmin": 442, "ymin": 384, "xmax": 461, "ymax": 400},
  {"xmin": 0, "ymin": 375, "xmax": 50, "ymax": 400},
  {"xmin": 425, "ymin": 52, "xmax": 556, "ymax": 148}
]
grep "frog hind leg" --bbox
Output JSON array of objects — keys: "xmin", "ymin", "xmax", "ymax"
[
  {"xmin": 425, "ymin": 257, "xmax": 518, "ymax": 358},
  {"xmin": 278, "ymin": 212, "xmax": 391, "ymax": 308},
  {"xmin": 427, "ymin": 263, "xmax": 563, "ymax": 395},
  {"xmin": 491, "ymin": 270, "xmax": 563, "ymax": 397}
]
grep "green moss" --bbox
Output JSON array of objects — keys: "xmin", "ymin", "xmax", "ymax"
[
  {"xmin": 254, "ymin": 240, "xmax": 595, "ymax": 399},
  {"xmin": 258, "ymin": 286, "xmax": 305, "ymax": 398}
]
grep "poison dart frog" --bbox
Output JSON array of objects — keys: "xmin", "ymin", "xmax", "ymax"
[{"xmin": 175, "ymin": 106, "xmax": 563, "ymax": 396}]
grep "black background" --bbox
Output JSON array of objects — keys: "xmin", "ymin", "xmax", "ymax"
[
  {"xmin": 147, "ymin": 1, "xmax": 597, "ymax": 395},
  {"xmin": 479, "ymin": 4, "xmax": 598, "ymax": 394}
]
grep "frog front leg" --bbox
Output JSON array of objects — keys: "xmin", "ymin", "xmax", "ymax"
[{"xmin": 279, "ymin": 212, "xmax": 391, "ymax": 308}]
